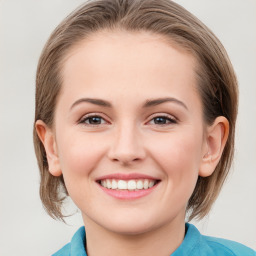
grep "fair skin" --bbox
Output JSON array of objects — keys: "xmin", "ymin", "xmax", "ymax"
[{"xmin": 36, "ymin": 30, "xmax": 229, "ymax": 256}]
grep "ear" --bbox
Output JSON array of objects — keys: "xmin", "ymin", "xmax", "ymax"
[
  {"xmin": 35, "ymin": 120, "xmax": 62, "ymax": 176},
  {"xmin": 199, "ymin": 116, "xmax": 229, "ymax": 177}
]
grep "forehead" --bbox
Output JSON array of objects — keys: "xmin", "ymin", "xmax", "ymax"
[
  {"xmin": 63, "ymin": 29, "xmax": 196, "ymax": 77},
  {"xmin": 59, "ymin": 30, "xmax": 200, "ymax": 109}
]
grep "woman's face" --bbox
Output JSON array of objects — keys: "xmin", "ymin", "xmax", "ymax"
[{"xmin": 50, "ymin": 31, "xmax": 210, "ymax": 234}]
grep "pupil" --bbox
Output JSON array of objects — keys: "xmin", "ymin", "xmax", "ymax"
[
  {"xmin": 155, "ymin": 117, "xmax": 166, "ymax": 124},
  {"xmin": 89, "ymin": 117, "xmax": 101, "ymax": 124}
]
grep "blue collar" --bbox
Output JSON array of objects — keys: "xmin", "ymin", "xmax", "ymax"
[
  {"xmin": 68, "ymin": 223, "xmax": 200, "ymax": 255},
  {"xmin": 70, "ymin": 226, "xmax": 87, "ymax": 255},
  {"xmin": 54, "ymin": 223, "xmax": 255, "ymax": 255}
]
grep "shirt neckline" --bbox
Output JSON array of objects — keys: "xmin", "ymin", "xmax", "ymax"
[{"xmin": 69, "ymin": 223, "xmax": 200, "ymax": 256}]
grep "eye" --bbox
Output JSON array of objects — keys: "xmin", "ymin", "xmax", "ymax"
[
  {"xmin": 79, "ymin": 114, "xmax": 107, "ymax": 125},
  {"xmin": 148, "ymin": 115, "xmax": 177, "ymax": 125}
]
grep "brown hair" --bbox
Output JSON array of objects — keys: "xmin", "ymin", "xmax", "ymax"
[{"xmin": 34, "ymin": 0, "xmax": 238, "ymax": 221}]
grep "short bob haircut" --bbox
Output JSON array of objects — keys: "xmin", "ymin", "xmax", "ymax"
[{"xmin": 34, "ymin": 0, "xmax": 238, "ymax": 221}]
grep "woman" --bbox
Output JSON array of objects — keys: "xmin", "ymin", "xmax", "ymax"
[{"xmin": 33, "ymin": 0, "xmax": 255, "ymax": 255}]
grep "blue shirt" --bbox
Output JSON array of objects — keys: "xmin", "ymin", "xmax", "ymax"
[{"xmin": 52, "ymin": 223, "xmax": 256, "ymax": 255}]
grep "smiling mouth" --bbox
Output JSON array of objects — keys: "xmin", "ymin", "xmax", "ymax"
[{"xmin": 98, "ymin": 179, "xmax": 160, "ymax": 191}]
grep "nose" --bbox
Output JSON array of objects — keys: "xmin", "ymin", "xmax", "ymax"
[{"xmin": 107, "ymin": 122, "xmax": 146, "ymax": 165}]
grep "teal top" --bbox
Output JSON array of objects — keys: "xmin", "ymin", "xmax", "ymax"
[{"xmin": 52, "ymin": 223, "xmax": 256, "ymax": 256}]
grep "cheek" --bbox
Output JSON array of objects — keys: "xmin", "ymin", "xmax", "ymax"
[
  {"xmin": 57, "ymin": 132, "xmax": 106, "ymax": 177},
  {"xmin": 56, "ymin": 133, "xmax": 108, "ymax": 205},
  {"xmin": 150, "ymin": 132, "xmax": 202, "ymax": 171},
  {"xmin": 147, "ymin": 129, "xmax": 203, "ymax": 195}
]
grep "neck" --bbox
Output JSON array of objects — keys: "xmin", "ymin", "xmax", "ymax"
[{"xmin": 82, "ymin": 215, "xmax": 185, "ymax": 256}]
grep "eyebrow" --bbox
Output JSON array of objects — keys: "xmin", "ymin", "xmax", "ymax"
[
  {"xmin": 70, "ymin": 98, "xmax": 112, "ymax": 110},
  {"xmin": 143, "ymin": 97, "xmax": 188, "ymax": 110},
  {"xmin": 70, "ymin": 97, "xmax": 188, "ymax": 110}
]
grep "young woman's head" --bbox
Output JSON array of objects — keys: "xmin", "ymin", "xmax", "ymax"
[{"xmin": 34, "ymin": 0, "xmax": 238, "ymax": 229}]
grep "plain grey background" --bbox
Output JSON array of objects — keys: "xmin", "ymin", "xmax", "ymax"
[{"xmin": 0, "ymin": 0, "xmax": 255, "ymax": 255}]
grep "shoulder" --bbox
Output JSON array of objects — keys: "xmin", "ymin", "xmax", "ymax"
[
  {"xmin": 203, "ymin": 235, "xmax": 256, "ymax": 256},
  {"xmin": 51, "ymin": 226, "xmax": 86, "ymax": 256},
  {"xmin": 52, "ymin": 243, "xmax": 71, "ymax": 256},
  {"xmin": 173, "ymin": 223, "xmax": 256, "ymax": 256}
]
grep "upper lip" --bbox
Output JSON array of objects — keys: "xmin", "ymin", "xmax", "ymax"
[{"xmin": 96, "ymin": 173, "xmax": 160, "ymax": 181}]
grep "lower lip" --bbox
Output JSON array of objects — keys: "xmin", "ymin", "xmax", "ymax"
[{"xmin": 97, "ymin": 183, "xmax": 159, "ymax": 200}]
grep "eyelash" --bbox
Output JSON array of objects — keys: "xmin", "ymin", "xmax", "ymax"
[
  {"xmin": 79, "ymin": 113, "xmax": 108, "ymax": 126},
  {"xmin": 148, "ymin": 114, "xmax": 177, "ymax": 125},
  {"xmin": 78, "ymin": 113, "xmax": 177, "ymax": 126}
]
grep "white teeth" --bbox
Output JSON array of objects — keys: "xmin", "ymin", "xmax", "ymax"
[
  {"xmin": 107, "ymin": 179, "xmax": 112, "ymax": 189},
  {"xmin": 137, "ymin": 180, "xmax": 143, "ymax": 189},
  {"xmin": 101, "ymin": 180, "xmax": 107, "ymax": 187},
  {"xmin": 148, "ymin": 180, "xmax": 154, "ymax": 188},
  {"xmin": 112, "ymin": 179, "xmax": 118, "ymax": 189},
  {"xmin": 143, "ymin": 180, "xmax": 149, "ymax": 189},
  {"xmin": 100, "ymin": 179, "xmax": 157, "ymax": 190},
  {"xmin": 118, "ymin": 180, "xmax": 127, "ymax": 190},
  {"xmin": 127, "ymin": 180, "xmax": 136, "ymax": 190}
]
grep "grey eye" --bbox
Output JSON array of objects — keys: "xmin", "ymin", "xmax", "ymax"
[
  {"xmin": 151, "ymin": 116, "xmax": 176, "ymax": 125},
  {"xmin": 153, "ymin": 117, "xmax": 169, "ymax": 124},
  {"xmin": 80, "ymin": 115, "xmax": 107, "ymax": 125},
  {"xmin": 86, "ymin": 116, "xmax": 103, "ymax": 124}
]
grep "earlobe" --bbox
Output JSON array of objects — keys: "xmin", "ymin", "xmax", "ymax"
[
  {"xmin": 199, "ymin": 116, "xmax": 229, "ymax": 177},
  {"xmin": 35, "ymin": 120, "xmax": 62, "ymax": 176}
]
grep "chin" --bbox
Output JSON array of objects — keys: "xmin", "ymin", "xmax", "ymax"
[
  {"xmin": 95, "ymin": 210, "xmax": 166, "ymax": 236},
  {"xmin": 106, "ymin": 220, "xmax": 157, "ymax": 236}
]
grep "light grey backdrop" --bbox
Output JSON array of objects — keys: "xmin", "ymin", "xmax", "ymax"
[{"xmin": 0, "ymin": 0, "xmax": 255, "ymax": 255}]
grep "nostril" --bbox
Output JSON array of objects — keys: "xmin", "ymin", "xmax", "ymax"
[
  {"xmin": 107, "ymin": 135, "xmax": 146, "ymax": 164},
  {"xmin": 108, "ymin": 148, "xmax": 145, "ymax": 163}
]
